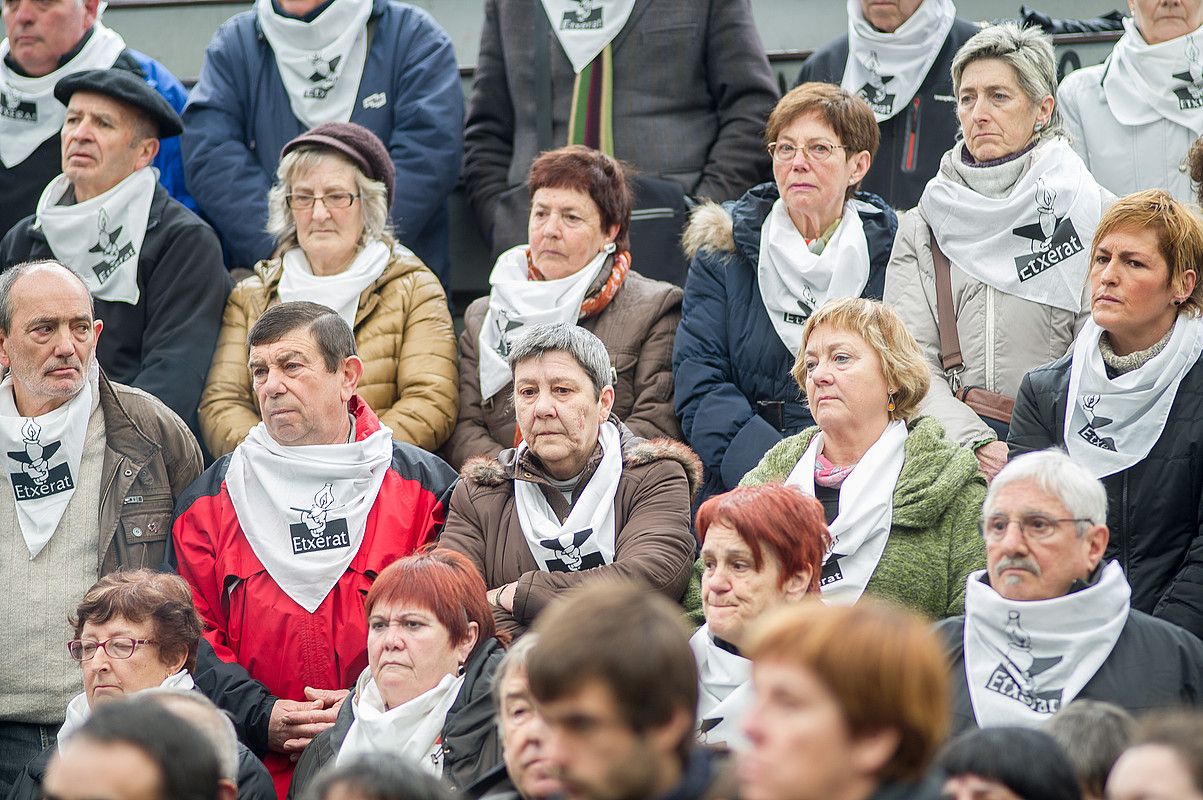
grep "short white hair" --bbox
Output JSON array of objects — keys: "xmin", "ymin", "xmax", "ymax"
[{"xmin": 985, "ymin": 449, "xmax": 1108, "ymax": 536}]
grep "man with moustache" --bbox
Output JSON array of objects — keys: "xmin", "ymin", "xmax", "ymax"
[
  {"xmin": 937, "ymin": 450, "xmax": 1203, "ymax": 735},
  {"xmin": 0, "ymin": 69, "xmax": 229, "ymax": 439},
  {"xmin": 0, "ymin": 260, "xmax": 202, "ymax": 794}
]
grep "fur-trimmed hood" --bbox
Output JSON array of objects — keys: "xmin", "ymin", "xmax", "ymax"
[
  {"xmin": 682, "ymin": 200, "xmax": 736, "ymax": 261},
  {"xmin": 460, "ymin": 419, "xmax": 703, "ymax": 500}
]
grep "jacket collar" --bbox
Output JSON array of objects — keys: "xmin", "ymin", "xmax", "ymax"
[{"xmin": 97, "ymin": 369, "xmax": 161, "ymax": 464}]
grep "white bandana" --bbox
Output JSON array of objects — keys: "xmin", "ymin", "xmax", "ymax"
[
  {"xmin": 225, "ymin": 417, "xmax": 392, "ymax": 613},
  {"xmin": 478, "ymin": 243, "xmax": 613, "ymax": 403},
  {"xmin": 842, "ymin": 0, "xmax": 957, "ymax": 122},
  {"xmin": 1103, "ymin": 18, "xmax": 1203, "ymax": 134},
  {"xmin": 36, "ymin": 167, "xmax": 156, "ymax": 305},
  {"xmin": 0, "ymin": 361, "xmax": 98, "ymax": 559},
  {"xmin": 277, "ymin": 239, "xmax": 392, "ymax": 330},
  {"xmin": 786, "ymin": 420, "xmax": 907, "ymax": 605},
  {"xmin": 963, "ymin": 561, "xmax": 1130, "ymax": 727},
  {"xmin": 539, "ymin": 0, "xmax": 637, "ymax": 73},
  {"xmin": 58, "ymin": 670, "xmax": 195, "ymax": 745},
  {"xmin": 1064, "ymin": 317, "xmax": 1203, "ymax": 479},
  {"xmin": 757, "ymin": 199, "xmax": 871, "ymax": 356},
  {"xmin": 920, "ymin": 139, "xmax": 1104, "ymax": 313},
  {"xmin": 0, "ymin": 23, "xmax": 125, "ymax": 168},
  {"xmin": 337, "ymin": 667, "xmax": 464, "ymax": 776},
  {"xmin": 689, "ymin": 624, "xmax": 751, "ymax": 751},
  {"xmin": 515, "ymin": 421, "xmax": 621, "ymax": 573},
  {"xmin": 256, "ymin": 0, "xmax": 371, "ymax": 128}
]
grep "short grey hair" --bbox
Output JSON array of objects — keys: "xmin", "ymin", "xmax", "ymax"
[
  {"xmin": 139, "ymin": 689, "xmax": 239, "ymax": 784},
  {"xmin": 951, "ymin": 23, "xmax": 1063, "ymax": 142},
  {"xmin": 507, "ymin": 322, "xmax": 614, "ymax": 397},
  {"xmin": 265, "ymin": 147, "xmax": 392, "ymax": 253},
  {"xmin": 985, "ymin": 449, "xmax": 1108, "ymax": 536},
  {"xmin": 492, "ymin": 633, "xmax": 540, "ymax": 732},
  {"xmin": 0, "ymin": 260, "xmax": 93, "ymax": 333},
  {"xmin": 1045, "ymin": 700, "xmax": 1135, "ymax": 799}
]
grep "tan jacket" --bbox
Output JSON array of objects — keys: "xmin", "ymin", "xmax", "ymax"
[
  {"xmin": 443, "ymin": 268, "xmax": 682, "ymax": 469},
  {"xmin": 438, "ymin": 420, "xmax": 701, "ymax": 639},
  {"xmin": 98, "ymin": 371, "xmax": 203, "ymax": 574},
  {"xmin": 199, "ymin": 248, "xmax": 458, "ymax": 457},
  {"xmin": 885, "ymin": 207, "xmax": 1089, "ymax": 449}
]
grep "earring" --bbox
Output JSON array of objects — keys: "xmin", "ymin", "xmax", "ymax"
[
  {"xmin": 1034, "ymin": 120, "xmax": 1045, "ymax": 132},
  {"xmin": 887, "ymin": 394, "xmax": 896, "ymax": 413},
  {"xmin": 1175, "ymin": 298, "xmax": 1184, "ymax": 306},
  {"xmin": 457, "ymin": 662, "xmax": 466, "ymax": 677}
]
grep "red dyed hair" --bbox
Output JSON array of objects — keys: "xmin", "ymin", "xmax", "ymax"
[
  {"xmin": 696, "ymin": 484, "xmax": 831, "ymax": 594},
  {"xmin": 365, "ymin": 548, "xmax": 507, "ymax": 655},
  {"xmin": 527, "ymin": 145, "xmax": 633, "ymax": 251}
]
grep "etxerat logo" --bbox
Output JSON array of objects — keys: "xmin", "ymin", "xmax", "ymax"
[
  {"xmin": 7, "ymin": 418, "xmax": 74, "ymax": 501},
  {"xmin": 560, "ymin": 0, "xmax": 602, "ymax": 30},
  {"xmin": 539, "ymin": 528, "xmax": 605, "ymax": 572},
  {"xmin": 1010, "ymin": 178, "xmax": 1083, "ymax": 283},
  {"xmin": 1172, "ymin": 36, "xmax": 1203, "ymax": 110},
  {"xmin": 304, "ymin": 54, "xmax": 342, "ymax": 100},
  {"xmin": 984, "ymin": 610, "xmax": 1065, "ymax": 715},
  {"xmin": 0, "ymin": 90, "xmax": 36, "ymax": 122},
  {"xmin": 88, "ymin": 209, "xmax": 136, "ymax": 284},
  {"xmin": 289, "ymin": 482, "xmax": 352, "ymax": 554},
  {"xmin": 855, "ymin": 52, "xmax": 895, "ymax": 117}
]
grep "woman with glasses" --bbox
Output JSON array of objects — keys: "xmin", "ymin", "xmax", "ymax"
[
  {"xmin": 199, "ymin": 122, "xmax": 457, "ymax": 459},
  {"xmin": 885, "ymin": 23, "xmax": 1111, "ymax": 481},
  {"xmin": 6, "ymin": 569, "xmax": 274, "ymax": 800},
  {"xmin": 1009, "ymin": 190, "xmax": 1203, "ymax": 641},
  {"xmin": 674, "ymin": 82, "xmax": 897, "ymax": 506},
  {"xmin": 739, "ymin": 298, "xmax": 985, "ymax": 620},
  {"xmin": 443, "ymin": 145, "xmax": 683, "ymax": 469}
]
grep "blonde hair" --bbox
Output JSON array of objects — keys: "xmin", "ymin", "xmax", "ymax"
[
  {"xmin": 793, "ymin": 298, "xmax": 931, "ymax": 422},
  {"xmin": 747, "ymin": 601, "xmax": 950, "ymax": 783},
  {"xmin": 1091, "ymin": 189, "xmax": 1203, "ymax": 317}
]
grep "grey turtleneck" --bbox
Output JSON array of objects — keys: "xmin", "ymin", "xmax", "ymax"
[
  {"xmin": 1100, "ymin": 322, "xmax": 1177, "ymax": 377},
  {"xmin": 940, "ymin": 139, "xmax": 1044, "ymax": 200}
]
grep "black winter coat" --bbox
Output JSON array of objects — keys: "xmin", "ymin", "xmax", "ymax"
[
  {"xmin": 1009, "ymin": 354, "xmax": 1203, "ymax": 639},
  {"xmin": 0, "ymin": 182, "xmax": 230, "ymax": 441},
  {"xmin": 937, "ymin": 608, "xmax": 1203, "ymax": 736},
  {"xmin": 797, "ymin": 18, "xmax": 981, "ymax": 210},
  {"xmin": 287, "ymin": 637, "xmax": 506, "ymax": 799}
]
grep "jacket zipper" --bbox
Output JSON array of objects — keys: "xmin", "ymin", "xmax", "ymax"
[
  {"xmin": 1120, "ymin": 473, "xmax": 1130, "ymax": 571},
  {"xmin": 984, "ymin": 286, "xmax": 996, "ymax": 391},
  {"xmin": 902, "ymin": 96, "xmax": 921, "ymax": 173}
]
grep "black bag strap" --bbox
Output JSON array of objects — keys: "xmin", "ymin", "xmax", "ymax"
[{"xmin": 533, "ymin": 5, "xmax": 553, "ymax": 153}]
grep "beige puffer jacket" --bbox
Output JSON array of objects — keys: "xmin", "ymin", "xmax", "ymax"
[
  {"xmin": 886, "ymin": 205, "xmax": 1090, "ymax": 450},
  {"xmin": 198, "ymin": 246, "xmax": 458, "ymax": 456}
]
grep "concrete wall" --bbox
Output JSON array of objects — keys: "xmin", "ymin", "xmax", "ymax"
[{"xmin": 104, "ymin": 0, "xmax": 1125, "ymax": 82}]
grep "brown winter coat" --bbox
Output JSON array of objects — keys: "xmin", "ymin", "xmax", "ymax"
[
  {"xmin": 438, "ymin": 419, "xmax": 701, "ymax": 639},
  {"xmin": 442, "ymin": 266, "xmax": 683, "ymax": 469},
  {"xmin": 198, "ymin": 246, "xmax": 458, "ymax": 457}
]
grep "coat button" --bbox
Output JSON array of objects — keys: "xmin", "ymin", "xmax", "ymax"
[
  {"xmin": 123, "ymin": 468, "xmax": 133, "ymax": 477},
  {"xmin": 131, "ymin": 527, "xmax": 143, "ymax": 538}
]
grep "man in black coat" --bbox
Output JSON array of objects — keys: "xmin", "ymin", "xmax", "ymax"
[
  {"xmin": 797, "ymin": 0, "xmax": 979, "ymax": 210},
  {"xmin": 0, "ymin": 68, "xmax": 229, "ymax": 440},
  {"xmin": 937, "ymin": 450, "xmax": 1203, "ymax": 736}
]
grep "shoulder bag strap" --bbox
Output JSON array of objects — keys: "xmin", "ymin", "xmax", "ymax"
[
  {"xmin": 929, "ymin": 226, "xmax": 965, "ymax": 375},
  {"xmin": 533, "ymin": 4, "xmax": 553, "ymax": 153}
]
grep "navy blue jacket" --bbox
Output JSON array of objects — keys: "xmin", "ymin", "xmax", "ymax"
[
  {"xmin": 673, "ymin": 182, "xmax": 897, "ymax": 504},
  {"xmin": 180, "ymin": 0, "xmax": 463, "ymax": 282},
  {"xmin": 0, "ymin": 46, "xmax": 195, "ymax": 239}
]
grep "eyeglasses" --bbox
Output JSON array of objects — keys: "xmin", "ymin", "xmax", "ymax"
[
  {"xmin": 67, "ymin": 637, "xmax": 156, "ymax": 662},
  {"xmin": 286, "ymin": 192, "xmax": 360, "ymax": 210},
  {"xmin": 980, "ymin": 514, "xmax": 1093, "ymax": 542},
  {"xmin": 767, "ymin": 141, "xmax": 848, "ymax": 163}
]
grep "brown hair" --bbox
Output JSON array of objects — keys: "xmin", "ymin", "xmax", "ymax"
[
  {"xmin": 527, "ymin": 583, "xmax": 696, "ymax": 754},
  {"xmin": 1191, "ymin": 137, "xmax": 1203, "ymax": 205},
  {"xmin": 70, "ymin": 570, "xmax": 203, "ymax": 674},
  {"xmin": 1091, "ymin": 189, "xmax": 1203, "ymax": 317},
  {"xmin": 365, "ymin": 548, "xmax": 506, "ymax": 660},
  {"xmin": 528, "ymin": 145, "xmax": 633, "ymax": 251},
  {"xmin": 746, "ymin": 601, "xmax": 950, "ymax": 783},
  {"xmin": 1128, "ymin": 711, "xmax": 1203, "ymax": 792},
  {"xmin": 765, "ymin": 82, "xmax": 880, "ymax": 200},
  {"xmin": 696, "ymin": 484, "xmax": 830, "ymax": 593},
  {"xmin": 794, "ymin": 298, "xmax": 931, "ymax": 422}
]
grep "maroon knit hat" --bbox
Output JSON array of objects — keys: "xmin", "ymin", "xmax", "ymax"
[{"xmin": 281, "ymin": 122, "xmax": 395, "ymax": 206}]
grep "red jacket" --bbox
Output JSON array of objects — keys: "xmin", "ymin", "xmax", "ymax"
[{"xmin": 171, "ymin": 398, "xmax": 456, "ymax": 796}]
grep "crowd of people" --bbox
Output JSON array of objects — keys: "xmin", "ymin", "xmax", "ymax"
[{"xmin": 6, "ymin": 0, "xmax": 1203, "ymax": 799}]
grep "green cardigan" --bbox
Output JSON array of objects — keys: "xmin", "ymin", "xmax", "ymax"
[{"xmin": 687, "ymin": 416, "xmax": 986, "ymax": 623}]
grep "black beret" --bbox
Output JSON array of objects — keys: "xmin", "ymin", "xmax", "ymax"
[{"xmin": 54, "ymin": 68, "xmax": 183, "ymax": 139}]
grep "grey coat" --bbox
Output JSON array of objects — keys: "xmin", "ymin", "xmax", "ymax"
[{"xmin": 462, "ymin": 0, "xmax": 778, "ymax": 251}]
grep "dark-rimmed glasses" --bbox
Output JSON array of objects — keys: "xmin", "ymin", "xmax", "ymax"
[
  {"xmin": 980, "ymin": 514, "xmax": 1093, "ymax": 542},
  {"xmin": 285, "ymin": 192, "xmax": 360, "ymax": 210},
  {"xmin": 67, "ymin": 637, "xmax": 156, "ymax": 662}
]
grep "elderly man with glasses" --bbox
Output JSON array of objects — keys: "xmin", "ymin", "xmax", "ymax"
[{"xmin": 937, "ymin": 449, "xmax": 1203, "ymax": 736}]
